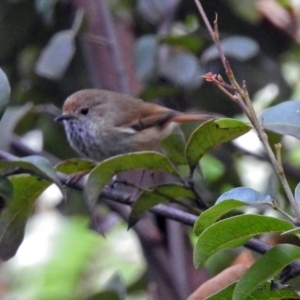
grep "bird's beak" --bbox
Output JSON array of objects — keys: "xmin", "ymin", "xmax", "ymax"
[{"xmin": 55, "ymin": 114, "xmax": 75, "ymax": 122}]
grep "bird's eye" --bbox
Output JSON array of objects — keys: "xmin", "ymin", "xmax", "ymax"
[{"xmin": 80, "ymin": 107, "xmax": 89, "ymax": 115}]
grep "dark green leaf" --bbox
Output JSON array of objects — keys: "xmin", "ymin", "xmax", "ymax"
[
  {"xmin": 186, "ymin": 118, "xmax": 251, "ymax": 174},
  {"xmin": 206, "ymin": 281, "xmax": 299, "ymax": 300},
  {"xmin": 193, "ymin": 199, "xmax": 246, "ymax": 236},
  {"xmin": 0, "ymin": 155, "xmax": 65, "ymax": 199},
  {"xmin": 0, "ymin": 68, "xmax": 11, "ymax": 120},
  {"xmin": 233, "ymin": 244, "xmax": 300, "ymax": 300},
  {"xmin": 193, "ymin": 215, "xmax": 293, "ymax": 268},
  {"xmin": 0, "ymin": 176, "xmax": 13, "ymax": 203},
  {"xmin": 88, "ymin": 291, "xmax": 120, "ymax": 300},
  {"xmin": 85, "ymin": 151, "xmax": 179, "ymax": 209},
  {"xmin": 0, "ymin": 175, "xmax": 49, "ymax": 260},
  {"xmin": 129, "ymin": 184, "xmax": 197, "ymax": 227}
]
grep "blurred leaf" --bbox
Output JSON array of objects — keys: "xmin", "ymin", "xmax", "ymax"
[
  {"xmin": 193, "ymin": 199, "xmax": 247, "ymax": 236},
  {"xmin": 160, "ymin": 129, "xmax": 187, "ymax": 165},
  {"xmin": 129, "ymin": 184, "xmax": 196, "ymax": 227},
  {"xmin": 105, "ymin": 274, "xmax": 126, "ymax": 300},
  {"xmin": 159, "ymin": 35, "xmax": 203, "ymax": 53},
  {"xmin": 295, "ymin": 182, "xmax": 300, "ymax": 204},
  {"xmin": 186, "ymin": 118, "xmax": 251, "ymax": 174},
  {"xmin": 35, "ymin": 30, "xmax": 76, "ymax": 80},
  {"xmin": 88, "ymin": 291, "xmax": 120, "ymax": 300},
  {"xmin": 206, "ymin": 281, "xmax": 299, "ymax": 300},
  {"xmin": 55, "ymin": 158, "xmax": 96, "ymax": 175},
  {"xmin": 216, "ymin": 187, "xmax": 273, "ymax": 205},
  {"xmin": 0, "ymin": 175, "xmax": 49, "ymax": 260},
  {"xmin": 258, "ymin": 100, "xmax": 300, "ymax": 139},
  {"xmin": 34, "ymin": 216, "xmax": 103, "ymax": 299},
  {"xmin": 200, "ymin": 154, "xmax": 225, "ymax": 182},
  {"xmin": 0, "ymin": 103, "xmax": 32, "ymax": 151},
  {"xmin": 193, "ymin": 215, "xmax": 293, "ymax": 268},
  {"xmin": 85, "ymin": 151, "xmax": 180, "ymax": 209},
  {"xmin": 134, "ymin": 35, "xmax": 157, "ymax": 82},
  {"xmin": 35, "ymin": 0, "xmax": 58, "ymax": 24},
  {"xmin": 233, "ymin": 244, "xmax": 300, "ymax": 300},
  {"xmin": 136, "ymin": 0, "xmax": 166, "ymax": 24},
  {"xmin": 281, "ymin": 227, "xmax": 300, "ymax": 235},
  {"xmin": 159, "ymin": 50, "xmax": 201, "ymax": 88},
  {"xmin": 0, "ymin": 176, "xmax": 13, "ymax": 203},
  {"xmin": 0, "ymin": 155, "xmax": 65, "ymax": 200},
  {"xmin": 0, "ymin": 68, "xmax": 11, "ymax": 120},
  {"xmin": 201, "ymin": 36, "xmax": 259, "ymax": 62}
]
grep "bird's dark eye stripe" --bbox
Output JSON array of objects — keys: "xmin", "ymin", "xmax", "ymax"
[{"xmin": 80, "ymin": 107, "xmax": 89, "ymax": 115}]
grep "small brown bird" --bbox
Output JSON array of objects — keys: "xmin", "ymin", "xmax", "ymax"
[{"xmin": 56, "ymin": 89, "xmax": 214, "ymax": 161}]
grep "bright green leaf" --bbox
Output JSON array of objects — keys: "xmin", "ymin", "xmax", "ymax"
[
  {"xmin": 129, "ymin": 184, "xmax": 197, "ymax": 227},
  {"xmin": 185, "ymin": 118, "xmax": 251, "ymax": 174},
  {"xmin": 55, "ymin": 158, "xmax": 96, "ymax": 175},
  {"xmin": 193, "ymin": 199, "xmax": 246, "ymax": 236},
  {"xmin": 193, "ymin": 215, "xmax": 293, "ymax": 268},
  {"xmin": 0, "ymin": 175, "xmax": 50, "ymax": 260},
  {"xmin": 85, "ymin": 151, "xmax": 179, "ymax": 209},
  {"xmin": 233, "ymin": 244, "xmax": 300, "ymax": 300}
]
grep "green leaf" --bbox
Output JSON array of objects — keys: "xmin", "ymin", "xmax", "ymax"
[
  {"xmin": 160, "ymin": 129, "xmax": 187, "ymax": 165},
  {"xmin": 193, "ymin": 199, "xmax": 247, "ymax": 236},
  {"xmin": 159, "ymin": 35, "xmax": 203, "ymax": 53},
  {"xmin": 193, "ymin": 215, "xmax": 293, "ymax": 268},
  {"xmin": 281, "ymin": 227, "xmax": 300, "ymax": 235},
  {"xmin": 85, "ymin": 151, "xmax": 180, "ymax": 209},
  {"xmin": 129, "ymin": 184, "xmax": 197, "ymax": 227},
  {"xmin": 205, "ymin": 282, "xmax": 236, "ymax": 300},
  {"xmin": 0, "ymin": 176, "xmax": 13, "ymax": 203},
  {"xmin": 233, "ymin": 244, "xmax": 300, "ymax": 300},
  {"xmin": 55, "ymin": 158, "xmax": 96, "ymax": 175},
  {"xmin": 0, "ymin": 68, "xmax": 11, "ymax": 119},
  {"xmin": 185, "ymin": 118, "xmax": 251, "ymax": 174},
  {"xmin": 88, "ymin": 291, "xmax": 120, "ymax": 300},
  {"xmin": 0, "ymin": 155, "xmax": 65, "ymax": 199},
  {"xmin": 0, "ymin": 175, "xmax": 50, "ymax": 260},
  {"xmin": 206, "ymin": 281, "xmax": 299, "ymax": 300}
]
